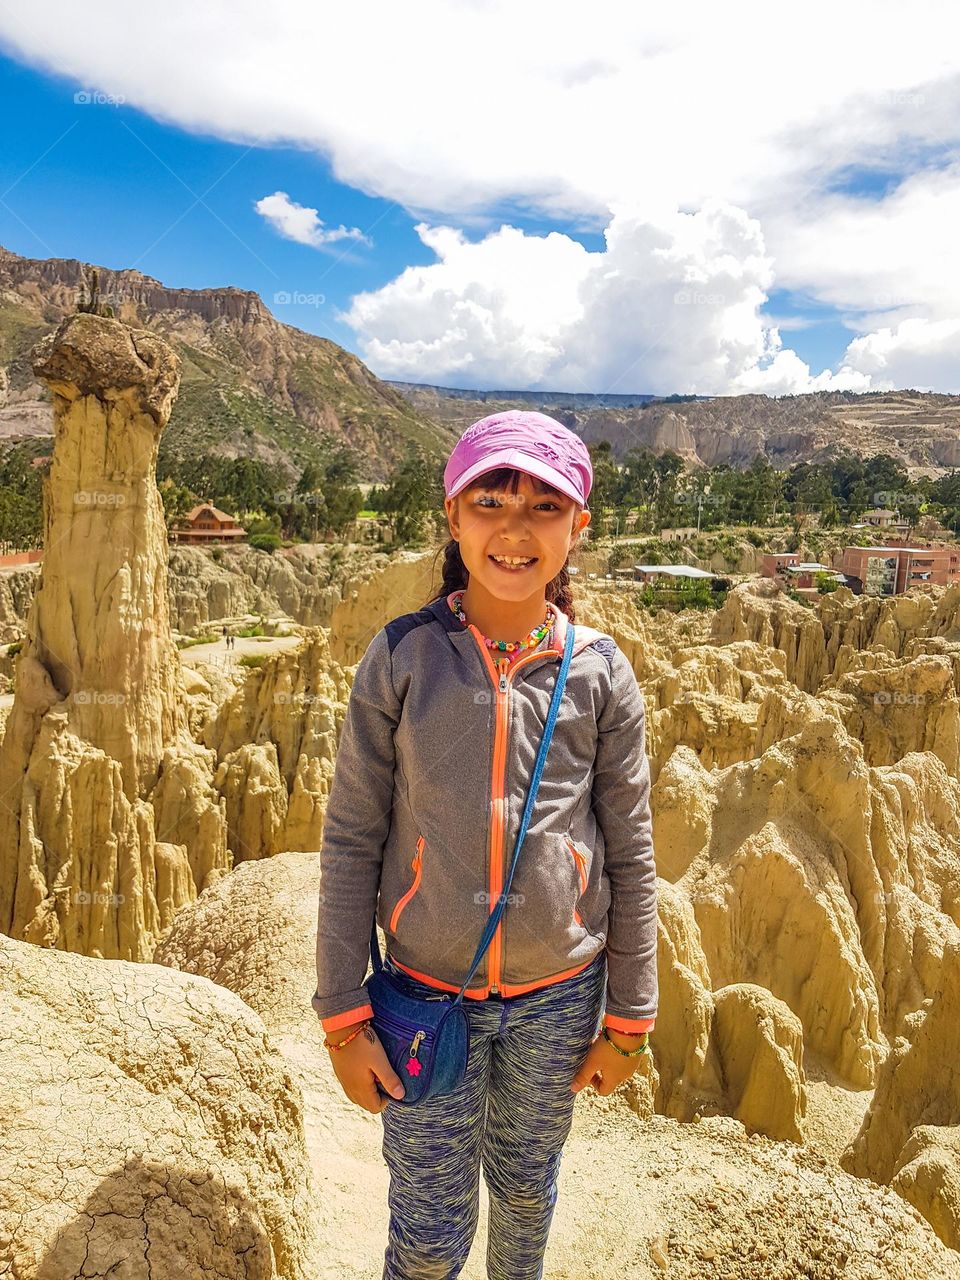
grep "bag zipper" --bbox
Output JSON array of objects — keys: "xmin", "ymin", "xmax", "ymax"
[
  {"xmin": 467, "ymin": 630, "xmax": 562, "ymax": 994},
  {"xmin": 374, "ymin": 1010, "xmax": 433, "ymax": 1040}
]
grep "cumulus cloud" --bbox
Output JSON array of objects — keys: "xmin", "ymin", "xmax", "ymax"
[
  {"xmin": 0, "ymin": 1, "xmax": 957, "ymax": 222},
  {"xmin": 339, "ymin": 201, "xmax": 870, "ymax": 395},
  {"xmin": 840, "ymin": 318, "xmax": 960, "ymax": 393},
  {"xmin": 2, "ymin": 0, "xmax": 959, "ymax": 391},
  {"xmin": 254, "ymin": 191, "xmax": 370, "ymax": 249}
]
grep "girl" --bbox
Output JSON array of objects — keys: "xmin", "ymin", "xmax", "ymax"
[{"xmin": 313, "ymin": 409, "xmax": 658, "ymax": 1279}]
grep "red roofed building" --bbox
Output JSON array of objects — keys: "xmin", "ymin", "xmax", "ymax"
[{"xmin": 170, "ymin": 502, "xmax": 246, "ymax": 545}]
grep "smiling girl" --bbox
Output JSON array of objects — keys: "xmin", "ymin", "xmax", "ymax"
[{"xmin": 313, "ymin": 409, "xmax": 658, "ymax": 1279}]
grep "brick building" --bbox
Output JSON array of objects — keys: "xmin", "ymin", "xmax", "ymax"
[{"xmin": 836, "ymin": 544, "xmax": 960, "ymax": 596}]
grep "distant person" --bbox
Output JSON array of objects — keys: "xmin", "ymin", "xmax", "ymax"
[
  {"xmin": 222, "ymin": 625, "xmax": 228, "ymax": 646},
  {"xmin": 312, "ymin": 410, "xmax": 658, "ymax": 1277}
]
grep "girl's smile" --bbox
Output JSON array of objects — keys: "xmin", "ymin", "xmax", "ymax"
[{"xmin": 488, "ymin": 553, "xmax": 538, "ymax": 573}]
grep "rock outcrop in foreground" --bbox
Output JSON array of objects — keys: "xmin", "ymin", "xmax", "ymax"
[{"xmin": 0, "ymin": 930, "xmax": 320, "ymax": 1280}]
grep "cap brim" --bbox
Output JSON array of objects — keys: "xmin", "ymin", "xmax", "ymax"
[{"xmin": 446, "ymin": 448, "xmax": 585, "ymax": 505}]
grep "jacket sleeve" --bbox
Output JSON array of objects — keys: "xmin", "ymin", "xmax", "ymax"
[
  {"xmin": 591, "ymin": 645, "xmax": 658, "ymax": 1034},
  {"xmin": 312, "ymin": 625, "xmax": 401, "ymax": 1033}
]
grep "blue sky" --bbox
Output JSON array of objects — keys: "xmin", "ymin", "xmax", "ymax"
[
  {"xmin": 0, "ymin": 55, "xmax": 428, "ymax": 358},
  {"xmin": 1, "ymin": 4, "xmax": 958, "ymax": 396},
  {"xmin": 0, "ymin": 54, "xmax": 847, "ymax": 380}
]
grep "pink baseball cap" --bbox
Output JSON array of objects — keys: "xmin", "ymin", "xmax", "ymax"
[{"xmin": 443, "ymin": 410, "xmax": 593, "ymax": 506}]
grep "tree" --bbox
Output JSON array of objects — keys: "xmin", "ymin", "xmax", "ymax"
[
  {"xmin": 586, "ymin": 441, "xmax": 622, "ymax": 538},
  {"xmin": 379, "ymin": 446, "xmax": 444, "ymax": 546}
]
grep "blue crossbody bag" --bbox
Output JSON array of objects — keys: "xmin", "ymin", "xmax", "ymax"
[{"xmin": 366, "ymin": 619, "xmax": 576, "ymax": 1105}]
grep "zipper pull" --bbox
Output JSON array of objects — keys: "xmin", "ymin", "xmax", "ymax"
[
  {"xmin": 405, "ymin": 1030, "xmax": 426, "ymax": 1077},
  {"xmin": 498, "ymin": 659, "xmax": 508, "ymax": 694}
]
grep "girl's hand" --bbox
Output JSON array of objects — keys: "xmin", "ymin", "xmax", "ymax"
[
  {"xmin": 326, "ymin": 1022, "xmax": 407, "ymax": 1113},
  {"xmin": 570, "ymin": 1028, "xmax": 650, "ymax": 1096}
]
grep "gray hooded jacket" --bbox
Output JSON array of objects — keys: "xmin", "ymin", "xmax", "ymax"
[{"xmin": 312, "ymin": 591, "xmax": 658, "ymax": 1036}]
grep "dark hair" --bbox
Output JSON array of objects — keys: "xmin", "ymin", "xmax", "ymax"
[{"xmin": 422, "ymin": 466, "xmax": 584, "ymax": 622}]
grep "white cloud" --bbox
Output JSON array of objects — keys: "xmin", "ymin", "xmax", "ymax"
[
  {"xmin": 254, "ymin": 191, "xmax": 369, "ymax": 248},
  {"xmin": 839, "ymin": 318, "xmax": 960, "ymax": 393},
  {"xmin": 1, "ymin": 1, "xmax": 957, "ymax": 222},
  {"xmin": 339, "ymin": 201, "xmax": 870, "ymax": 395},
  {"xmin": 760, "ymin": 162, "xmax": 960, "ymax": 325}
]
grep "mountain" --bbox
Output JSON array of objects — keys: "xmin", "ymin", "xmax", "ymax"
[
  {"xmin": 4, "ymin": 243, "xmax": 960, "ymax": 484},
  {"xmin": 0, "ymin": 245, "xmax": 455, "ymax": 483},
  {"xmin": 391, "ymin": 382, "xmax": 960, "ymax": 476}
]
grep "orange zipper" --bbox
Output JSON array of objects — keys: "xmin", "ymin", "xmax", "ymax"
[
  {"xmin": 389, "ymin": 834, "xmax": 425, "ymax": 931},
  {"xmin": 565, "ymin": 837, "xmax": 588, "ymax": 926},
  {"xmin": 467, "ymin": 629, "xmax": 561, "ymax": 993}
]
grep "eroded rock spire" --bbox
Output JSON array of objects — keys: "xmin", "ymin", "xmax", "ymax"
[{"xmin": 0, "ymin": 314, "xmax": 228, "ymax": 957}]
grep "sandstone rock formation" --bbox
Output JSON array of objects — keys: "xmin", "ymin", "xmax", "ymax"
[
  {"xmin": 842, "ymin": 933, "xmax": 960, "ymax": 1250},
  {"xmin": 576, "ymin": 578, "xmax": 960, "ymax": 1251},
  {"xmin": 166, "ymin": 543, "xmax": 435, "ymax": 647},
  {"xmin": 0, "ymin": 930, "xmax": 321, "ymax": 1279},
  {"xmin": 0, "ymin": 314, "xmax": 229, "ymax": 959},
  {"xmin": 201, "ymin": 630, "xmax": 349, "ymax": 857}
]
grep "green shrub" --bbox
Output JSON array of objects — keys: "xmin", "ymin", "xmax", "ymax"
[
  {"xmin": 249, "ymin": 532, "xmax": 281, "ymax": 554},
  {"xmin": 177, "ymin": 632, "xmax": 220, "ymax": 648}
]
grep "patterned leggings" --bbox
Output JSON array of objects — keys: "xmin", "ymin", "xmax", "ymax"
[{"xmin": 379, "ymin": 948, "xmax": 608, "ymax": 1280}]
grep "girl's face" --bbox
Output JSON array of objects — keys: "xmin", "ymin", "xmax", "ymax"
[{"xmin": 444, "ymin": 469, "xmax": 591, "ymax": 601}]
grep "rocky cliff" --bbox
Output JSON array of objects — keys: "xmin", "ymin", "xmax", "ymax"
[
  {"xmin": 395, "ymin": 381, "xmax": 960, "ymax": 474},
  {"xmin": 0, "ymin": 244, "xmax": 454, "ymax": 481}
]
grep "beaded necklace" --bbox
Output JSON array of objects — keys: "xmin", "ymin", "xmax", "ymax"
[{"xmin": 449, "ymin": 589, "xmax": 552, "ymax": 660}]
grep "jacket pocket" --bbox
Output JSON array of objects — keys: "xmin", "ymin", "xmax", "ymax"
[
  {"xmin": 389, "ymin": 834, "xmax": 425, "ymax": 931},
  {"xmin": 564, "ymin": 837, "xmax": 588, "ymax": 928}
]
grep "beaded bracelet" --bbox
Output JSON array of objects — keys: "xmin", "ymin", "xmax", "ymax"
[
  {"xmin": 602, "ymin": 1027, "xmax": 651, "ymax": 1058},
  {"xmin": 324, "ymin": 1020, "xmax": 371, "ymax": 1051}
]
